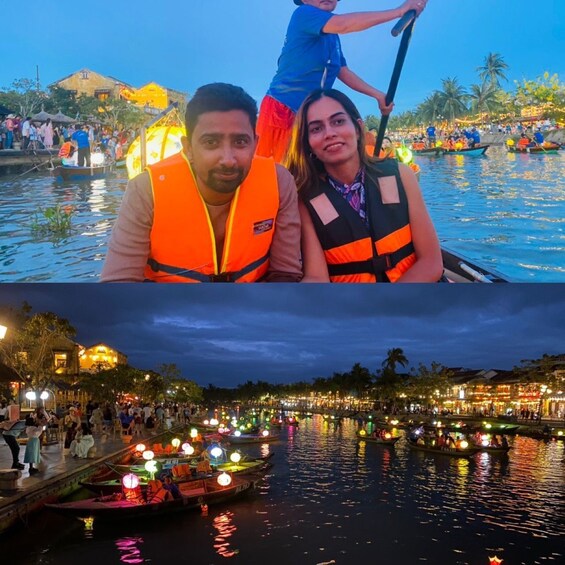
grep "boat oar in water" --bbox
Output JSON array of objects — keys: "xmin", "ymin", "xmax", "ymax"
[{"xmin": 374, "ymin": 10, "xmax": 417, "ymax": 156}]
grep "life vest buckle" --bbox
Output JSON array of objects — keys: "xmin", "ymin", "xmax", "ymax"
[{"xmin": 209, "ymin": 273, "xmax": 235, "ymax": 283}]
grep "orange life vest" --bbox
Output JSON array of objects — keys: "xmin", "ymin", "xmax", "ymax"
[
  {"xmin": 58, "ymin": 142, "xmax": 74, "ymax": 158},
  {"xmin": 412, "ymin": 142, "xmax": 425, "ymax": 150},
  {"xmin": 302, "ymin": 160, "xmax": 416, "ymax": 283},
  {"xmin": 144, "ymin": 152, "xmax": 279, "ymax": 283}
]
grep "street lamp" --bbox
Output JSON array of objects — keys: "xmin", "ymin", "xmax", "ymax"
[{"xmin": 0, "ymin": 324, "xmax": 7, "ymax": 340}]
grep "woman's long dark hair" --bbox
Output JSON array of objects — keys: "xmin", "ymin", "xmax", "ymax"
[{"xmin": 284, "ymin": 89, "xmax": 369, "ymax": 193}]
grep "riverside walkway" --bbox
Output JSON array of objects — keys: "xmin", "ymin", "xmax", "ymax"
[{"xmin": 0, "ymin": 427, "xmax": 176, "ymax": 535}]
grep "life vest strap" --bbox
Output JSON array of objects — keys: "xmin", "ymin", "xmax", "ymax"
[
  {"xmin": 328, "ymin": 255, "xmax": 391, "ymax": 277},
  {"xmin": 147, "ymin": 251, "xmax": 270, "ymax": 283}
]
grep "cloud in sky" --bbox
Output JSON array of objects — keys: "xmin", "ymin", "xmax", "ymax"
[{"xmin": 0, "ymin": 284, "xmax": 563, "ymax": 387}]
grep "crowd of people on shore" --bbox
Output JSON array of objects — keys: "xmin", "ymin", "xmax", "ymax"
[{"xmin": 0, "ymin": 112, "xmax": 133, "ymax": 163}]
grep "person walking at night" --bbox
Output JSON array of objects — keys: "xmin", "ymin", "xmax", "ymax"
[
  {"xmin": 101, "ymin": 82, "xmax": 302, "ymax": 283},
  {"xmin": 256, "ymin": 0, "xmax": 428, "ymax": 162},
  {"xmin": 23, "ymin": 413, "xmax": 43, "ymax": 474},
  {"xmin": 285, "ymin": 88, "xmax": 442, "ymax": 282},
  {"xmin": 0, "ymin": 418, "xmax": 26, "ymax": 469}
]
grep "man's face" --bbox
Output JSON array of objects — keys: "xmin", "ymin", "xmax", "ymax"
[
  {"xmin": 183, "ymin": 110, "xmax": 257, "ymax": 200},
  {"xmin": 302, "ymin": 0, "xmax": 338, "ymax": 12}
]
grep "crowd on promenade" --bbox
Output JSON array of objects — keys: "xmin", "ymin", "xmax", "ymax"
[{"xmin": 0, "ymin": 399, "xmax": 201, "ymax": 475}]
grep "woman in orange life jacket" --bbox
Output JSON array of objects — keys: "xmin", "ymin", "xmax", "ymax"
[{"xmin": 285, "ymin": 88, "xmax": 442, "ymax": 283}]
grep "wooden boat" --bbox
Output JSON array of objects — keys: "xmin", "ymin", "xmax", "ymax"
[
  {"xmin": 508, "ymin": 145, "xmax": 559, "ymax": 155},
  {"xmin": 356, "ymin": 432, "xmax": 400, "ymax": 446},
  {"xmin": 477, "ymin": 444, "xmax": 512, "ymax": 454},
  {"xmin": 444, "ymin": 145, "xmax": 489, "ymax": 156},
  {"xmin": 81, "ymin": 457, "xmax": 273, "ymax": 495},
  {"xmin": 226, "ymin": 432, "xmax": 279, "ymax": 444},
  {"xmin": 407, "ymin": 439, "xmax": 481, "ymax": 457},
  {"xmin": 52, "ymin": 164, "xmax": 113, "ymax": 181},
  {"xmin": 46, "ymin": 475, "xmax": 255, "ymax": 520},
  {"xmin": 413, "ymin": 147, "xmax": 444, "ymax": 156},
  {"xmin": 441, "ymin": 247, "xmax": 510, "ymax": 283}
]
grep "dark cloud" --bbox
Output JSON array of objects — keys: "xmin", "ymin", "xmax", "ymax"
[{"xmin": 0, "ymin": 284, "xmax": 563, "ymax": 387}]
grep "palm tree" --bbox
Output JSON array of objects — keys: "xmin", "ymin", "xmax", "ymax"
[
  {"xmin": 382, "ymin": 348, "xmax": 409, "ymax": 373},
  {"xmin": 477, "ymin": 53, "xmax": 509, "ymax": 89},
  {"xmin": 469, "ymin": 83, "xmax": 499, "ymax": 125},
  {"xmin": 437, "ymin": 77, "xmax": 469, "ymax": 124},
  {"xmin": 416, "ymin": 92, "xmax": 443, "ymax": 125}
]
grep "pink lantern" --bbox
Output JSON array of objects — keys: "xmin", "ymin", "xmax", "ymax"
[{"xmin": 122, "ymin": 473, "xmax": 140, "ymax": 490}]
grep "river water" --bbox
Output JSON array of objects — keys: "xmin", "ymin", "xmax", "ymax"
[
  {"xmin": 0, "ymin": 146, "xmax": 564, "ymax": 282},
  {"xmin": 8, "ymin": 414, "xmax": 565, "ymax": 565}
]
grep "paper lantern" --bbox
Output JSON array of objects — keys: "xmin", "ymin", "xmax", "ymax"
[
  {"xmin": 210, "ymin": 418, "xmax": 219, "ymax": 426},
  {"xmin": 125, "ymin": 125, "xmax": 185, "ymax": 179},
  {"xmin": 135, "ymin": 443, "xmax": 146, "ymax": 453},
  {"xmin": 210, "ymin": 446, "xmax": 223, "ymax": 459},
  {"xmin": 459, "ymin": 440, "xmax": 469, "ymax": 449},
  {"xmin": 171, "ymin": 438, "xmax": 181, "ymax": 448},
  {"xmin": 385, "ymin": 433, "xmax": 392, "ymax": 439},
  {"xmin": 190, "ymin": 428, "xmax": 198, "ymax": 438},
  {"xmin": 203, "ymin": 420, "xmax": 210, "ymax": 426},
  {"xmin": 234, "ymin": 430, "xmax": 241, "ymax": 437},
  {"xmin": 217, "ymin": 472, "xmax": 232, "ymax": 487},
  {"xmin": 230, "ymin": 452, "xmax": 241, "ymax": 464},
  {"xmin": 142, "ymin": 450, "xmax": 155, "ymax": 461},
  {"xmin": 122, "ymin": 473, "xmax": 140, "ymax": 489},
  {"xmin": 144, "ymin": 460, "xmax": 158, "ymax": 473},
  {"xmin": 359, "ymin": 429, "xmax": 367, "ymax": 437},
  {"xmin": 489, "ymin": 557, "xmax": 503, "ymax": 565},
  {"xmin": 262, "ymin": 430, "xmax": 269, "ymax": 437}
]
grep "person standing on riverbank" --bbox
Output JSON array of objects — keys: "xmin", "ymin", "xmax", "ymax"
[
  {"xmin": 256, "ymin": 0, "xmax": 428, "ymax": 162},
  {"xmin": 0, "ymin": 419, "xmax": 26, "ymax": 469}
]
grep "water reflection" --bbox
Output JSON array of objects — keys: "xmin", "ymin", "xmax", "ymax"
[
  {"xmin": 213, "ymin": 511, "xmax": 239, "ymax": 558},
  {"xmin": 115, "ymin": 537, "xmax": 145, "ymax": 564}
]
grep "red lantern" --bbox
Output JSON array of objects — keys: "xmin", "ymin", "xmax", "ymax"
[{"xmin": 489, "ymin": 556, "xmax": 503, "ymax": 565}]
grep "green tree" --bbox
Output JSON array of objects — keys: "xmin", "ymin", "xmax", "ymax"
[
  {"xmin": 0, "ymin": 307, "xmax": 76, "ymax": 406},
  {"xmin": 0, "ymin": 78, "xmax": 46, "ymax": 118},
  {"xmin": 77, "ymin": 365, "xmax": 139, "ymax": 405},
  {"xmin": 45, "ymin": 86, "xmax": 80, "ymax": 118},
  {"xmin": 416, "ymin": 92, "xmax": 443, "ymax": 125},
  {"xmin": 437, "ymin": 77, "xmax": 469, "ymax": 124},
  {"xmin": 364, "ymin": 114, "xmax": 380, "ymax": 132},
  {"xmin": 468, "ymin": 83, "xmax": 499, "ymax": 125},
  {"xmin": 406, "ymin": 362, "xmax": 453, "ymax": 409},
  {"xmin": 514, "ymin": 73, "xmax": 565, "ymax": 122},
  {"xmin": 477, "ymin": 53, "xmax": 509, "ymax": 89}
]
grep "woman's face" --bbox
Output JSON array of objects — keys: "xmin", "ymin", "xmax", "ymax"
[{"xmin": 306, "ymin": 96, "xmax": 361, "ymax": 168}]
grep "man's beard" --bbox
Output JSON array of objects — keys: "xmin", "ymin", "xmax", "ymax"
[{"xmin": 206, "ymin": 167, "xmax": 245, "ymax": 194}]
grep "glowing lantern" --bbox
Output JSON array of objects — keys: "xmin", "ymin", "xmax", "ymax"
[
  {"xmin": 384, "ymin": 433, "xmax": 392, "ymax": 440},
  {"xmin": 558, "ymin": 431, "xmax": 563, "ymax": 436},
  {"xmin": 125, "ymin": 125, "xmax": 185, "ymax": 179},
  {"xmin": 25, "ymin": 391, "xmax": 36, "ymax": 400},
  {"xmin": 435, "ymin": 140, "xmax": 443, "ymax": 147},
  {"xmin": 210, "ymin": 418, "xmax": 219, "ymax": 426},
  {"xmin": 182, "ymin": 442, "xmax": 194, "ymax": 455},
  {"xmin": 489, "ymin": 557, "xmax": 503, "ymax": 565},
  {"xmin": 230, "ymin": 452, "xmax": 241, "ymax": 464},
  {"xmin": 246, "ymin": 423, "xmax": 252, "ymax": 429},
  {"xmin": 135, "ymin": 443, "xmax": 146, "ymax": 453},
  {"xmin": 455, "ymin": 141, "xmax": 463, "ymax": 150},
  {"xmin": 81, "ymin": 517, "xmax": 94, "ymax": 530},
  {"xmin": 217, "ymin": 472, "xmax": 232, "ymax": 487},
  {"xmin": 262, "ymin": 430, "xmax": 269, "ymax": 437},
  {"xmin": 142, "ymin": 450, "xmax": 155, "ymax": 461},
  {"xmin": 122, "ymin": 473, "xmax": 140, "ymax": 489},
  {"xmin": 210, "ymin": 446, "xmax": 223, "ymax": 459},
  {"xmin": 459, "ymin": 440, "xmax": 469, "ymax": 450},
  {"xmin": 171, "ymin": 438, "xmax": 181, "ymax": 449},
  {"xmin": 218, "ymin": 426, "xmax": 225, "ymax": 434},
  {"xmin": 506, "ymin": 139, "xmax": 515, "ymax": 147},
  {"xmin": 485, "ymin": 424, "xmax": 492, "ymax": 429},
  {"xmin": 144, "ymin": 460, "xmax": 158, "ymax": 473},
  {"xmin": 482, "ymin": 439, "xmax": 490, "ymax": 447},
  {"xmin": 190, "ymin": 428, "xmax": 198, "ymax": 439},
  {"xmin": 234, "ymin": 430, "xmax": 242, "ymax": 437},
  {"xmin": 359, "ymin": 429, "xmax": 367, "ymax": 437},
  {"xmin": 390, "ymin": 420, "xmax": 399, "ymax": 426},
  {"xmin": 203, "ymin": 419, "xmax": 210, "ymax": 425},
  {"xmin": 396, "ymin": 146, "xmax": 413, "ymax": 164}
]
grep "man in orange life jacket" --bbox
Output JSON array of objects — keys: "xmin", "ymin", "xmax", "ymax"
[{"xmin": 101, "ymin": 83, "xmax": 302, "ymax": 282}]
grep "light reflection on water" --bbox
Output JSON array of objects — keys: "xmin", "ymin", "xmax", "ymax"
[
  {"xmin": 9, "ymin": 415, "xmax": 565, "ymax": 565},
  {"xmin": 0, "ymin": 147, "xmax": 564, "ymax": 281}
]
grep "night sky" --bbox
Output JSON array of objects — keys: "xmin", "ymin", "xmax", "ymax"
[{"xmin": 0, "ymin": 284, "xmax": 563, "ymax": 388}]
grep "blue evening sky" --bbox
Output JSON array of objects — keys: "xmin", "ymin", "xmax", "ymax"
[
  {"xmin": 3, "ymin": 0, "xmax": 565, "ymax": 119},
  {"xmin": 1, "ymin": 285, "xmax": 563, "ymax": 387}
]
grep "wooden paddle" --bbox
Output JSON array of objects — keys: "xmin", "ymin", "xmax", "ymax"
[{"xmin": 374, "ymin": 10, "xmax": 417, "ymax": 157}]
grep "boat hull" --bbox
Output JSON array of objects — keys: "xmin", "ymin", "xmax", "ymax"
[
  {"xmin": 357, "ymin": 434, "xmax": 400, "ymax": 446},
  {"xmin": 444, "ymin": 145, "xmax": 489, "ymax": 156},
  {"xmin": 46, "ymin": 476, "xmax": 255, "ymax": 520},
  {"xmin": 52, "ymin": 165, "xmax": 112, "ymax": 181},
  {"xmin": 407, "ymin": 440, "xmax": 480, "ymax": 457},
  {"xmin": 508, "ymin": 145, "xmax": 559, "ymax": 154}
]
